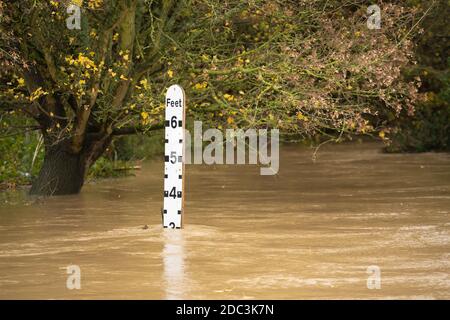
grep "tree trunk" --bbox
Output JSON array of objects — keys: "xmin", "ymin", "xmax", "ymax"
[
  {"xmin": 29, "ymin": 128, "xmax": 112, "ymax": 196},
  {"xmin": 29, "ymin": 143, "xmax": 86, "ymax": 196}
]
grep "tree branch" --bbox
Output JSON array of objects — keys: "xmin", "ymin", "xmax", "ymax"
[{"xmin": 111, "ymin": 122, "xmax": 163, "ymax": 136}]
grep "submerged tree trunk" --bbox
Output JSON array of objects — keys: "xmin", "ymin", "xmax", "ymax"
[
  {"xmin": 29, "ymin": 143, "xmax": 86, "ymax": 196},
  {"xmin": 29, "ymin": 134, "xmax": 112, "ymax": 196}
]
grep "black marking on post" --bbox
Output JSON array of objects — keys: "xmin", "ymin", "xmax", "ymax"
[
  {"xmin": 164, "ymin": 139, "xmax": 169, "ymax": 143},
  {"xmin": 164, "ymin": 120, "xmax": 170, "ymax": 127},
  {"xmin": 163, "ymin": 226, "xmax": 168, "ymax": 229},
  {"xmin": 177, "ymin": 210, "xmax": 182, "ymax": 215},
  {"xmin": 178, "ymin": 120, "xmax": 182, "ymax": 127},
  {"xmin": 164, "ymin": 155, "xmax": 169, "ymax": 162},
  {"xmin": 178, "ymin": 174, "xmax": 182, "ymax": 179},
  {"xmin": 164, "ymin": 174, "xmax": 168, "ymax": 178},
  {"xmin": 163, "ymin": 209, "xmax": 167, "ymax": 214},
  {"xmin": 176, "ymin": 226, "xmax": 181, "ymax": 229},
  {"xmin": 177, "ymin": 191, "xmax": 182, "ymax": 198},
  {"xmin": 169, "ymin": 222, "xmax": 175, "ymax": 229},
  {"xmin": 179, "ymin": 139, "xmax": 183, "ymax": 143},
  {"xmin": 178, "ymin": 155, "xmax": 182, "ymax": 163},
  {"xmin": 164, "ymin": 191, "xmax": 168, "ymax": 197}
]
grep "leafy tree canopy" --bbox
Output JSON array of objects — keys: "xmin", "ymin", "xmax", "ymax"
[{"xmin": 0, "ymin": 0, "xmax": 425, "ymax": 194}]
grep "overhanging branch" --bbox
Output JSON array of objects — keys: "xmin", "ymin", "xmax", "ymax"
[{"xmin": 112, "ymin": 123, "xmax": 164, "ymax": 136}]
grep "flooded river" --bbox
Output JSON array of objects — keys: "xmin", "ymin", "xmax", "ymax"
[{"xmin": 0, "ymin": 142, "xmax": 449, "ymax": 299}]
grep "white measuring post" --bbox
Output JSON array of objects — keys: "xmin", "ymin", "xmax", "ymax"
[{"xmin": 162, "ymin": 85, "xmax": 186, "ymax": 229}]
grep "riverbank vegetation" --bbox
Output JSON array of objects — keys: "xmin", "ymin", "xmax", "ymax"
[{"xmin": 0, "ymin": 0, "xmax": 448, "ymax": 193}]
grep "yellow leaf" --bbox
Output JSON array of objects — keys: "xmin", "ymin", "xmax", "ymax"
[
  {"xmin": 194, "ymin": 82, "xmax": 208, "ymax": 90},
  {"xmin": 223, "ymin": 93, "xmax": 234, "ymax": 101},
  {"xmin": 139, "ymin": 78, "xmax": 149, "ymax": 90},
  {"xmin": 141, "ymin": 111, "xmax": 149, "ymax": 120},
  {"xmin": 141, "ymin": 111, "xmax": 150, "ymax": 125}
]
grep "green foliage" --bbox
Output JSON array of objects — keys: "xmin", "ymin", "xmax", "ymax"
[
  {"xmin": 87, "ymin": 156, "xmax": 131, "ymax": 180},
  {"xmin": 388, "ymin": 64, "xmax": 450, "ymax": 152},
  {"xmin": 0, "ymin": 132, "xmax": 43, "ymax": 188},
  {"xmin": 387, "ymin": 0, "xmax": 450, "ymax": 152},
  {"xmin": 113, "ymin": 131, "xmax": 165, "ymax": 161}
]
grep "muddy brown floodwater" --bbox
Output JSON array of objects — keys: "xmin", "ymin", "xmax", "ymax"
[{"xmin": 0, "ymin": 141, "xmax": 449, "ymax": 299}]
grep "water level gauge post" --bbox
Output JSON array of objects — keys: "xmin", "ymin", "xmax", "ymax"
[{"xmin": 162, "ymin": 85, "xmax": 186, "ymax": 229}]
